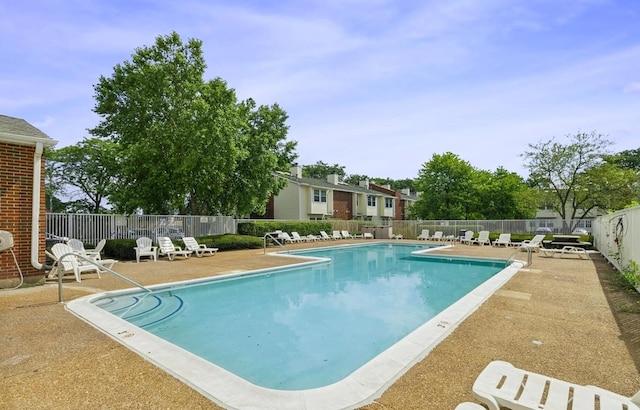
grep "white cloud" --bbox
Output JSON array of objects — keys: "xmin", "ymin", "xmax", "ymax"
[{"xmin": 1, "ymin": 0, "xmax": 639, "ymax": 179}]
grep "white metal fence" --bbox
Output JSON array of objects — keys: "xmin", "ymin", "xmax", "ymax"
[
  {"xmin": 46, "ymin": 213, "xmax": 236, "ymax": 245},
  {"xmin": 592, "ymin": 205, "xmax": 640, "ymax": 273},
  {"xmin": 330, "ymin": 219, "xmax": 593, "ymax": 239},
  {"xmin": 47, "ymin": 213, "xmax": 595, "ymax": 246}
]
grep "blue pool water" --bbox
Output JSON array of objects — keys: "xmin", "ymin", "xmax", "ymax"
[{"xmin": 93, "ymin": 243, "xmax": 506, "ymax": 391}]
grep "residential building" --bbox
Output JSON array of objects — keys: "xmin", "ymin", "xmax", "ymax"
[
  {"xmin": 369, "ymin": 182, "xmax": 418, "ymax": 220},
  {"xmin": 259, "ymin": 166, "xmax": 404, "ymax": 222},
  {"xmin": 0, "ymin": 115, "xmax": 56, "ymax": 288}
]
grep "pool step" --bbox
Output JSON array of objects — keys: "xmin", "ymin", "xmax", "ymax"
[{"xmin": 94, "ymin": 293, "xmax": 184, "ymax": 328}]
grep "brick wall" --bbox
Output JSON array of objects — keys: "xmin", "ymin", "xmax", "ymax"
[{"xmin": 0, "ymin": 142, "xmax": 46, "ymax": 284}]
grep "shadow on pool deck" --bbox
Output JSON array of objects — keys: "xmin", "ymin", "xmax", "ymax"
[{"xmin": 1, "ymin": 241, "xmax": 639, "ymax": 409}]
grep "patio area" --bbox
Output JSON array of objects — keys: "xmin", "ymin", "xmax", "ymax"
[{"xmin": 1, "ymin": 240, "xmax": 639, "ymax": 409}]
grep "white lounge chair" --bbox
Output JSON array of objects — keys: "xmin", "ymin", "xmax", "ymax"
[
  {"xmin": 134, "ymin": 236, "xmax": 157, "ymax": 263},
  {"xmin": 332, "ymin": 230, "xmax": 343, "ymax": 240},
  {"xmin": 459, "ymin": 230, "xmax": 474, "ymax": 245},
  {"xmin": 492, "ymin": 233, "xmax": 513, "ymax": 247},
  {"xmin": 519, "ymin": 234, "xmax": 547, "ymax": 252},
  {"xmin": 50, "ymin": 243, "xmax": 102, "ymax": 282},
  {"xmin": 291, "ymin": 231, "xmax": 316, "ymax": 242},
  {"xmin": 455, "ymin": 403, "xmax": 485, "ymax": 410},
  {"xmin": 157, "ymin": 236, "xmax": 192, "ymax": 260},
  {"xmin": 417, "ymin": 229, "xmax": 430, "ymax": 240},
  {"xmin": 430, "ymin": 231, "xmax": 443, "ymax": 241},
  {"xmin": 341, "ymin": 230, "xmax": 354, "ymax": 239},
  {"xmin": 319, "ymin": 231, "xmax": 334, "ymax": 240},
  {"xmin": 470, "ymin": 230, "xmax": 491, "ymax": 246},
  {"xmin": 182, "ymin": 237, "xmax": 218, "ymax": 257},
  {"xmin": 472, "ymin": 360, "xmax": 640, "ymax": 410},
  {"xmin": 541, "ymin": 245, "xmax": 589, "ymax": 259},
  {"xmin": 279, "ymin": 232, "xmax": 304, "ymax": 243},
  {"xmin": 363, "ymin": 232, "xmax": 374, "ymax": 239}
]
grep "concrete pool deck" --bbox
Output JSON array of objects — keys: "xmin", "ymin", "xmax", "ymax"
[{"xmin": 2, "ymin": 240, "xmax": 640, "ymax": 409}]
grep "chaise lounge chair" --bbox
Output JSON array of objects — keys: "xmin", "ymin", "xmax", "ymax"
[
  {"xmin": 157, "ymin": 236, "xmax": 193, "ymax": 260},
  {"xmin": 332, "ymin": 230, "xmax": 343, "ymax": 240},
  {"xmin": 459, "ymin": 230, "xmax": 474, "ymax": 245},
  {"xmin": 519, "ymin": 234, "xmax": 547, "ymax": 252},
  {"xmin": 341, "ymin": 230, "xmax": 354, "ymax": 239},
  {"xmin": 540, "ymin": 245, "xmax": 589, "ymax": 259},
  {"xmin": 470, "ymin": 230, "xmax": 491, "ymax": 246},
  {"xmin": 492, "ymin": 233, "xmax": 513, "ymax": 247},
  {"xmin": 319, "ymin": 231, "xmax": 333, "ymax": 240},
  {"xmin": 134, "ymin": 236, "xmax": 157, "ymax": 263},
  {"xmin": 291, "ymin": 232, "xmax": 311, "ymax": 242},
  {"xmin": 417, "ymin": 229, "xmax": 430, "ymax": 240},
  {"xmin": 472, "ymin": 360, "xmax": 640, "ymax": 410},
  {"xmin": 182, "ymin": 236, "xmax": 219, "ymax": 257},
  {"xmin": 279, "ymin": 232, "xmax": 303, "ymax": 243},
  {"xmin": 430, "ymin": 231, "xmax": 444, "ymax": 241}
]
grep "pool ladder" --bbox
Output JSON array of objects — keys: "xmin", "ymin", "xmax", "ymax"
[
  {"xmin": 55, "ymin": 251, "xmax": 152, "ymax": 303},
  {"xmin": 507, "ymin": 246, "xmax": 533, "ymax": 267},
  {"xmin": 263, "ymin": 232, "xmax": 289, "ymax": 254}
]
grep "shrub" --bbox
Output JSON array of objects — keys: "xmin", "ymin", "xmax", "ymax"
[
  {"xmin": 101, "ymin": 235, "xmax": 263, "ymax": 261},
  {"xmin": 620, "ymin": 260, "xmax": 640, "ymax": 290},
  {"xmin": 104, "ymin": 239, "xmax": 137, "ymax": 260},
  {"xmin": 198, "ymin": 234, "xmax": 263, "ymax": 251}
]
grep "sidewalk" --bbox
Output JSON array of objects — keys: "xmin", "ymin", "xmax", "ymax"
[{"xmin": 1, "ymin": 242, "xmax": 638, "ymax": 409}]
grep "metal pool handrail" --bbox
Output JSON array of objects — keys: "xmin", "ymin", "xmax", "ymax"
[
  {"xmin": 263, "ymin": 231, "xmax": 289, "ymax": 254},
  {"xmin": 56, "ymin": 252, "xmax": 152, "ymax": 303}
]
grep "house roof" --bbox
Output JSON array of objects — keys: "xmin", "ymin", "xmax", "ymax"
[
  {"xmin": 276, "ymin": 173, "xmax": 396, "ymax": 198},
  {"xmin": 0, "ymin": 114, "xmax": 57, "ymax": 147}
]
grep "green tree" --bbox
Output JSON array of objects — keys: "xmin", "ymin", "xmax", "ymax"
[
  {"xmin": 302, "ymin": 161, "xmax": 345, "ymax": 180},
  {"xmin": 370, "ymin": 177, "xmax": 416, "ymax": 192},
  {"xmin": 90, "ymin": 32, "xmax": 296, "ymax": 215},
  {"xmin": 46, "ymin": 138, "xmax": 118, "ymax": 213},
  {"xmin": 479, "ymin": 167, "xmax": 538, "ymax": 219},
  {"xmin": 604, "ymin": 148, "xmax": 640, "ymax": 170},
  {"xmin": 411, "ymin": 152, "xmax": 477, "ymax": 219},
  {"xmin": 221, "ymin": 99, "xmax": 298, "ymax": 216},
  {"xmin": 522, "ymin": 131, "xmax": 635, "ymax": 230},
  {"xmin": 343, "ymin": 173, "xmax": 370, "ymax": 185}
]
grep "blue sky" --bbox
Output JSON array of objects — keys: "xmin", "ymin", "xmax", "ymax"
[{"xmin": 2, "ymin": 0, "xmax": 639, "ymax": 180}]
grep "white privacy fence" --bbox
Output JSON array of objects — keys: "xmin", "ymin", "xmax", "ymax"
[
  {"xmin": 592, "ymin": 206, "xmax": 640, "ymax": 273},
  {"xmin": 46, "ymin": 213, "xmax": 236, "ymax": 245}
]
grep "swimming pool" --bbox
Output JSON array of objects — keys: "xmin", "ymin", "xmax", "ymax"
[{"xmin": 67, "ymin": 242, "xmax": 523, "ymax": 409}]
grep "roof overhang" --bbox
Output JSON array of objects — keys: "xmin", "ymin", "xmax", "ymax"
[{"xmin": 0, "ymin": 131, "xmax": 58, "ymax": 147}]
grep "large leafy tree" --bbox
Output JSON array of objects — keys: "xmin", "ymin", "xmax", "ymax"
[
  {"xmin": 302, "ymin": 161, "xmax": 346, "ymax": 180},
  {"xmin": 479, "ymin": 167, "xmax": 538, "ymax": 219},
  {"xmin": 222, "ymin": 99, "xmax": 297, "ymax": 215},
  {"xmin": 46, "ymin": 138, "xmax": 118, "ymax": 213},
  {"xmin": 604, "ymin": 148, "xmax": 640, "ymax": 170},
  {"xmin": 90, "ymin": 32, "xmax": 296, "ymax": 215},
  {"xmin": 522, "ymin": 131, "xmax": 636, "ymax": 230},
  {"xmin": 411, "ymin": 152, "xmax": 477, "ymax": 219}
]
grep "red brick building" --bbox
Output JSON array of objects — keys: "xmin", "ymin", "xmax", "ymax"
[{"xmin": 0, "ymin": 115, "xmax": 56, "ymax": 288}]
